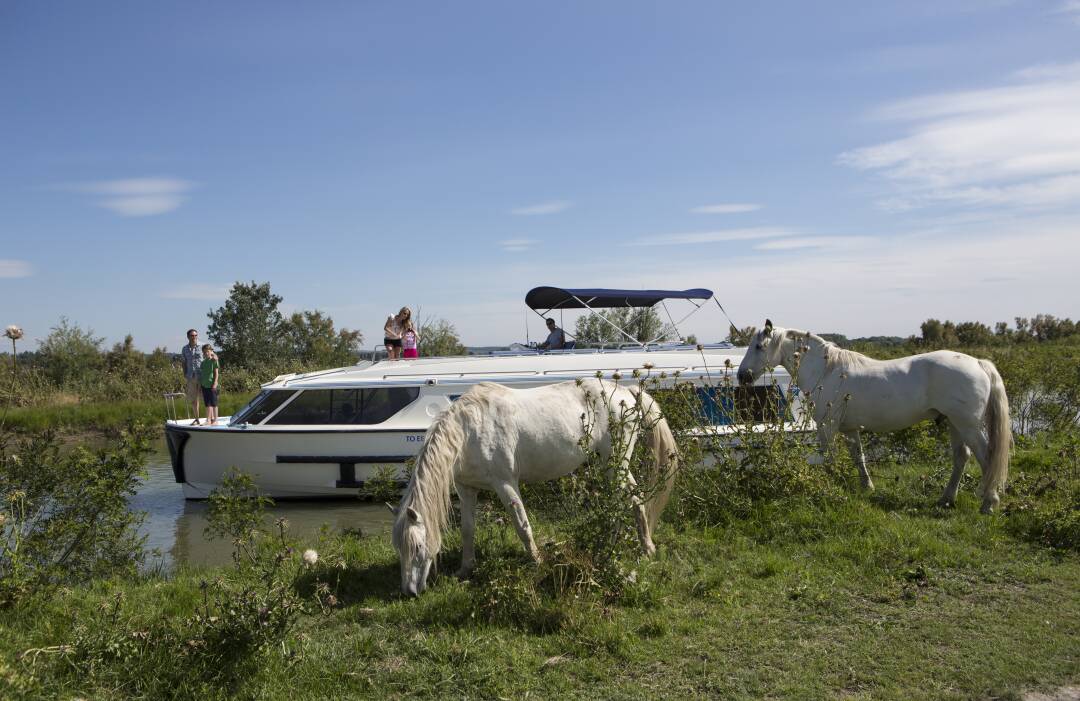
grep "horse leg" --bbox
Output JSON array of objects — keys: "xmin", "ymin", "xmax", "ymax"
[
  {"xmin": 842, "ymin": 430, "xmax": 874, "ymax": 490},
  {"xmin": 621, "ymin": 467, "xmax": 656, "ymax": 557},
  {"xmin": 610, "ymin": 429, "xmax": 655, "ymax": 556},
  {"xmin": 938, "ymin": 424, "xmax": 970, "ymax": 508},
  {"xmin": 950, "ymin": 420, "xmax": 995, "ymax": 513},
  {"xmin": 455, "ymin": 485, "xmax": 479, "ymax": 579},
  {"xmin": 492, "ymin": 480, "xmax": 541, "ymax": 562}
]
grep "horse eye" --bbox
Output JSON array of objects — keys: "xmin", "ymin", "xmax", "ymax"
[{"xmin": 756, "ymin": 344, "xmax": 763, "ymax": 350}]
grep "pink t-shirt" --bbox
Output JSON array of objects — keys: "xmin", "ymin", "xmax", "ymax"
[{"xmin": 402, "ymin": 330, "xmax": 417, "ymax": 350}]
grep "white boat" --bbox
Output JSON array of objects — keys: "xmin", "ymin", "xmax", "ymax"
[{"xmin": 165, "ymin": 287, "xmax": 803, "ymax": 498}]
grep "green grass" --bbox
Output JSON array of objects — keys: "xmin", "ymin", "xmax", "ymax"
[
  {"xmin": 2, "ymin": 459, "xmax": 1077, "ymax": 700},
  {"xmin": 0, "ymin": 394, "xmax": 255, "ymax": 433}
]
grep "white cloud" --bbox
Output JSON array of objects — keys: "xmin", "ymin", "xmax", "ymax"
[
  {"xmin": 627, "ymin": 227, "xmax": 795, "ymax": 246},
  {"xmin": 755, "ymin": 236, "xmax": 875, "ymax": 251},
  {"xmin": 61, "ymin": 177, "xmax": 195, "ymax": 217},
  {"xmin": 689, "ymin": 203, "xmax": 762, "ymax": 214},
  {"xmin": 161, "ymin": 283, "xmax": 229, "ymax": 301},
  {"xmin": 838, "ymin": 63, "xmax": 1080, "ymax": 212},
  {"xmin": 500, "ymin": 238, "xmax": 539, "ymax": 252},
  {"xmin": 1057, "ymin": 0, "xmax": 1080, "ymax": 25},
  {"xmin": 0, "ymin": 259, "xmax": 33, "ymax": 278},
  {"xmin": 509, "ymin": 200, "xmax": 572, "ymax": 216}
]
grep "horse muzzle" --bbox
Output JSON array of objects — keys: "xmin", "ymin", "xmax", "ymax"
[{"xmin": 737, "ymin": 369, "xmax": 755, "ymax": 386}]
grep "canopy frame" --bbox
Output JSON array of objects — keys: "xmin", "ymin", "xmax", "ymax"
[{"xmin": 524, "ymin": 286, "xmax": 714, "ymax": 348}]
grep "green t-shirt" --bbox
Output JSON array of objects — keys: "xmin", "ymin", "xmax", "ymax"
[{"xmin": 199, "ymin": 358, "xmax": 220, "ymax": 388}]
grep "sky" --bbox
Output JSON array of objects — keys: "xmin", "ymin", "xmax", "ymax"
[{"xmin": 3, "ymin": 1, "xmax": 1080, "ymax": 351}]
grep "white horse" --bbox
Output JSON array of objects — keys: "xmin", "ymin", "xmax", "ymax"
[
  {"xmin": 737, "ymin": 320, "xmax": 1010, "ymax": 513},
  {"xmin": 391, "ymin": 380, "xmax": 680, "ymax": 596}
]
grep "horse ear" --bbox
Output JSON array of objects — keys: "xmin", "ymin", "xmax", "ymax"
[
  {"xmin": 764, "ymin": 319, "xmax": 773, "ymax": 332},
  {"xmin": 406, "ymin": 506, "xmax": 421, "ymax": 524}
]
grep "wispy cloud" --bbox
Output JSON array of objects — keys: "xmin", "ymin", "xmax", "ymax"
[
  {"xmin": 1058, "ymin": 0, "xmax": 1080, "ymax": 25},
  {"xmin": 755, "ymin": 236, "xmax": 875, "ymax": 251},
  {"xmin": 500, "ymin": 238, "xmax": 538, "ymax": 252},
  {"xmin": 838, "ymin": 62, "xmax": 1080, "ymax": 212},
  {"xmin": 60, "ymin": 177, "xmax": 195, "ymax": 217},
  {"xmin": 509, "ymin": 200, "xmax": 572, "ymax": 216},
  {"xmin": 689, "ymin": 203, "xmax": 762, "ymax": 214},
  {"xmin": 161, "ymin": 283, "xmax": 229, "ymax": 301},
  {"xmin": 627, "ymin": 227, "xmax": 795, "ymax": 247},
  {"xmin": 0, "ymin": 259, "xmax": 33, "ymax": 278}
]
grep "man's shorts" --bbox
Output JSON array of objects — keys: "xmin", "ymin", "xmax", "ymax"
[{"xmin": 185, "ymin": 376, "xmax": 201, "ymax": 403}]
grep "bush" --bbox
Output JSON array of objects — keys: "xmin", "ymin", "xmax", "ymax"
[
  {"xmin": 0, "ymin": 424, "xmax": 152, "ymax": 606},
  {"xmin": 54, "ymin": 471, "xmax": 337, "ymax": 697}
]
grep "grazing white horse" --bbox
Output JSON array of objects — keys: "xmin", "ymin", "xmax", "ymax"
[
  {"xmin": 391, "ymin": 380, "xmax": 680, "ymax": 596},
  {"xmin": 737, "ymin": 320, "xmax": 1010, "ymax": 513}
]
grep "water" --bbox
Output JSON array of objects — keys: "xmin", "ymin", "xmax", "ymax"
[{"xmin": 131, "ymin": 443, "xmax": 395, "ymax": 570}]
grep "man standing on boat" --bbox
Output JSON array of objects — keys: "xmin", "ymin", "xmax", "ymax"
[
  {"xmin": 181, "ymin": 328, "xmax": 203, "ymax": 423},
  {"xmin": 539, "ymin": 318, "xmax": 566, "ymax": 350}
]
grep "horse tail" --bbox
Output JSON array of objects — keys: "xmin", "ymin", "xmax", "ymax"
[
  {"xmin": 977, "ymin": 359, "xmax": 1011, "ymax": 500},
  {"xmin": 628, "ymin": 386, "xmax": 681, "ymax": 532}
]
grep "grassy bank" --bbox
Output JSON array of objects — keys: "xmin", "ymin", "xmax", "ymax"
[
  {"xmin": 0, "ymin": 394, "xmax": 255, "ymax": 433},
  {"xmin": 2, "ymin": 457, "xmax": 1077, "ymax": 700}
]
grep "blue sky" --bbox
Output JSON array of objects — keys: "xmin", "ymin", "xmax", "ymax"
[{"xmin": 3, "ymin": 1, "xmax": 1080, "ymax": 351}]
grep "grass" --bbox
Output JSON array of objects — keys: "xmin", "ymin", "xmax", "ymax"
[
  {"xmin": 0, "ymin": 394, "xmax": 255, "ymax": 433},
  {"xmin": 2, "ymin": 458, "xmax": 1077, "ymax": 700}
]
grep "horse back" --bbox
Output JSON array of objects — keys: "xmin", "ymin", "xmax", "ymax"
[{"xmin": 825, "ymin": 350, "xmax": 991, "ymax": 431}]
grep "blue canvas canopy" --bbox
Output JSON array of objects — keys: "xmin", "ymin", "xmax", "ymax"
[{"xmin": 525, "ymin": 286, "xmax": 713, "ymax": 311}]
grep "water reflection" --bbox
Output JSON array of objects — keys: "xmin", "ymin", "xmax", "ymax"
[{"xmin": 132, "ymin": 446, "xmax": 395, "ymax": 570}]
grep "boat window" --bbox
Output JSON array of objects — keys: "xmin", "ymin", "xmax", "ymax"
[
  {"xmin": 231, "ymin": 390, "xmax": 297, "ymax": 425},
  {"xmin": 698, "ymin": 385, "xmax": 786, "ymax": 425},
  {"xmin": 265, "ymin": 387, "xmax": 421, "ymax": 425}
]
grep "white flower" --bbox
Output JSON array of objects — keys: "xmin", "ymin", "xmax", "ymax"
[
  {"xmin": 302, "ymin": 549, "xmax": 319, "ymax": 567},
  {"xmin": 4, "ymin": 325, "xmax": 23, "ymax": 341}
]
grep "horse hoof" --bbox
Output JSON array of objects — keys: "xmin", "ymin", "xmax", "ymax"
[
  {"xmin": 980, "ymin": 503, "xmax": 996, "ymax": 515},
  {"xmin": 937, "ymin": 498, "xmax": 954, "ymax": 508},
  {"xmin": 454, "ymin": 569, "xmax": 473, "ymax": 580},
  {"xmin": 861, "ymin": 481, "xmax": 875, "ymax": 491}
]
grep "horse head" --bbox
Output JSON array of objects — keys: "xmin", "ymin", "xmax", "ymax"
[
  {"xmin": 391, "ymin": 505, "xmax": 433, "ymax": 597},
  {"xmin": 737, "ymin": 319, "xmax": 787, "ymax": 385}
]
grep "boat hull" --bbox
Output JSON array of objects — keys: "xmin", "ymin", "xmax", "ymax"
[{"xmin": 166, "ymin": 423, "xmax": 426, "ymax": 498}]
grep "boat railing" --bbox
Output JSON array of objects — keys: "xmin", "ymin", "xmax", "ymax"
[
  {"xmin": 163, "ymin": 391, "xmax": 188, "ymax": 421},
  {"xmin": 487, "ymin": 342, "xmax": 734, "ymax": 358}
]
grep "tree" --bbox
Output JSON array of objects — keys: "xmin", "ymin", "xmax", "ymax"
[
  {"xmin": 573, "ymin": 308, "xmax": 674, "ymax": 345},
  {"xmin": 920, "ymin": 318, "xmax": 944, "ymax": 347},
  {"xmin": 818, "ymin": 333, "xmax": 849, "ymax": 347},
  {"xmin": 727, "ymin": 325, "xmax": 755, "ymax": 346},
  {"xmin": 954, "ymin": 321, "xmax": 993, "ymax": 346},
  {"xmin": 418, "ymin": 318, "xmax": 465, "ymax": 357},
  {"xmin": 282, "ymin": 310, "xmax": 362, "ymax": 367},
  {"xmin": 37, "ymin": 317, "xmax": 104, "ymax": 387},
  {"xmin": 207, "ymin": 281, "xmax": 286, "ymax": 368},
  {"xmin": 105, "ymin": 334, "xmax": 141, "ymax": 374}
]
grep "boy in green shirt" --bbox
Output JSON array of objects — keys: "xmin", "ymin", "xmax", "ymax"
[{"xmin": 199, "ymin": 345, "xmax": 221, "ymax": 425}]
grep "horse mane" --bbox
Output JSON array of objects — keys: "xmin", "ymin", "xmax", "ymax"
[
  {"xmin": 787, "ymin": 329, "xmax": 874, "ymax": 372},
  {"xmin": 392, "ymin": 383, "xmax": 504, "ymax": 559}
]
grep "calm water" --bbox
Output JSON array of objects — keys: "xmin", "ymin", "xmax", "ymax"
[{"xmin": 131, "ymin": 443, "xmax": 395, "ymax": 569}]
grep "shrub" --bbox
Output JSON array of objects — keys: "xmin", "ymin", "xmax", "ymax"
[{"xmin": 0, "ymin": 424, "xmax": 152, "ymax": 606}]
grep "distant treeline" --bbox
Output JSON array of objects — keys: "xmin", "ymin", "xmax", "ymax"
[{"xmin": 730, "ymin": 313, "xmax": 1078, "ymax": 350}]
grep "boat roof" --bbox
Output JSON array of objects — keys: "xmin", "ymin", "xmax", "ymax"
[
  {"xmin": 525, "ymin": 286, "xmax": 713, "ymax": 310},
  {"xmin": 263, "ymin": 344, "xmax": 749, "ymax": 390}
]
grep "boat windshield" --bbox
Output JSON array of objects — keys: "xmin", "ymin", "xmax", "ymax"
[{"xmin": 230, "ymin": 389, "xmax": 297, "ymax": 425}]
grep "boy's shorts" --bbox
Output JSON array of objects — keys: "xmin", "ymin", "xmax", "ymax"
[
  {"xmin": 185, "ymin": 376, "xmax": 201, "ymax": 403},
  {"xmin": 201, "ymin": 386, "xmax": 219, "ymax": 407}
]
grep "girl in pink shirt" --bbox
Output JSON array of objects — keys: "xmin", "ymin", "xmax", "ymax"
[{"xmin": 402, "ymin": 320, "xmax": 420, "ymax": 359}]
